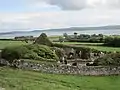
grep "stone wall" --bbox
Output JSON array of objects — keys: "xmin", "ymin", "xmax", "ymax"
[{"xmin": 12, "ymin": 60, "xmax": 120, "ymax": 76}]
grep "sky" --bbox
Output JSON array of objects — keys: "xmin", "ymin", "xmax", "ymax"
[{"xmin": 0, "ymin": 0, "xmax": 120, "ymax": 32}]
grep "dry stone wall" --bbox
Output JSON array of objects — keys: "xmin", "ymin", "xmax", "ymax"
[
  {"xmin": 1, "ymin": 59, "xmax": 120, "ymax": 76},
  {"xmin": 12, "ymin": 60, "xmax": 120, "ymax": 76}
]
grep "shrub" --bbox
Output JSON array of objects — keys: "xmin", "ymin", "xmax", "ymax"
[
  {"xmin": 104, "ymin": 37, "xmax": 120, "ymax": 47},
  {"xmin": 1, "ymin": 46, "xmax": 29, "ymax": 63},
  {"xmin": 1, "ymin": 44, "xmax": 58, "ymax": 63},
  {"xmin": 93, "ymin": 53, "xmax": 120, "ymax": 66}
]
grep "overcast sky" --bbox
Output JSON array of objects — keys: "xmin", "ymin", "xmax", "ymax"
[{"xmin": 0, "ymin": 0, "xmax": 120, "ymax": 32}]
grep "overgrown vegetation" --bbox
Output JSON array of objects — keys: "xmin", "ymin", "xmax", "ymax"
[
  {"xmin": 1, "ymin": 44, "xmax": 58, "ymax": 63},
  {"xmin": 94, "ymin": 53, "xmax": 120, "ymax": 66},
  {"xmin": 55, "ymin": 42, "xmax": 120, "ymax": 52},
  {"xmin": 51, "ymin": 47, "xmax": 65, "ymax": 59},
  {"xmin": 104, "ymin": 37, "xmax": 120, "ymax": 47},
  {"xmin": 34, "ymin": 33, "xmax": 53, "ymax": 46}
]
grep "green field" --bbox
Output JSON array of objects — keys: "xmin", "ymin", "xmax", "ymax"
[
  {"xmin": 83, "ymin": 45, "xmax": 120, "ymax": 52},
  {"xmin": 0, "ymin": 67, "xmax": 120, "ymax": 90},
  {"xmin": 0, "ymin": 40, "xmax": 120, "ymax": 52},
  {"xmin": 48, "ymin": 36, "xmax": 60, "ymax": 41},
  {"xmin": 56, "ymin": 42, "xmax": 120, "ymax": 52},
  {"xmin": 0, "ymin": 41, "xmax": 30, "ymax": 50},
  {"xmin": 55, "ymin": 42, "xmax": 103, "ymax": 45}
]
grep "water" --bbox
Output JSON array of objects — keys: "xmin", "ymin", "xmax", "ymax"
[{"xmin": 0, "ymin": 29, "xmax": 120, "ymax": 39}]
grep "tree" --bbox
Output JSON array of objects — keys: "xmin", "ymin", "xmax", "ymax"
[
  {"xmin": 104, "ymin": 37, "xmax": 120, "ymax": 47},
  {"xmin": 59, "ymin": 36, "xmax": 64, "ymax": 43},
  {"xmin": 74, "ymin": 32, "xmax": 78, "ymax": 39},
  {"xmin": 34, "ymin": 33, "xmax": 52, "ymax": 46},
  {"xmin": 98, "ymin": 34, "xmax": 103, "ymax": 37},
  {"xmin": 63, "ymin": 33, "xmax": 68, "ymax": 38}
]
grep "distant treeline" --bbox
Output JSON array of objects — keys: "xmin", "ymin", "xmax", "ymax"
[
  {"xmin": 14, "ymin": 36, "xmax": 36, "ymax": 41},
  {"xmin": 0, "ymin": 39, "xmax": 15, "ymax": 41},
  {"xmin": 58, "ymin": 33, "xmax": 105, "ymax": 43},
  {"xmin": 0, "ymin": 36, "xmax": 36, "ymax": 41},
  {"xmin": 104, "ymin": 37, "xmax": 120, "ymax": 47},
  {"xmin": 58, "ymin": 33, "xmax": 120, "ymax": 47}
]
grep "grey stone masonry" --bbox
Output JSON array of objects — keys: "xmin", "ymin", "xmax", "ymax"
[{"xmin": 12, "ymin": 60, "xmax": 120, "ymax": 76}]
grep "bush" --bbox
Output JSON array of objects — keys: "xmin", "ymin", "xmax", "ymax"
[
  {"xmin": 1, "ymin": 46, "xmax": 29, "ymax": 63},
  {"xmin": 93, "ymin": 53, "xmax": 120, "ymax": 66},
  {"xmin": 1, "ymin": 44, "xmax": 58, "ymax": 63},
  {"xmin": 104, "ymin": 37, "xmax": 120, "ymax": 47},
  {"xmin": 34, "ymin": 33, "xmax": 52, "ymax": 46}
]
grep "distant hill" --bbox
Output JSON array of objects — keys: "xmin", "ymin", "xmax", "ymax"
[
  {"xmin": 31, "ymin": 25, "xmax": 120, "ymax": 32},
  {"xmin": 0, "ymin": 25, "xmax": 120, "ymax": 36}
]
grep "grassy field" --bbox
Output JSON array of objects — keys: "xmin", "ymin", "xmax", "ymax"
[
  {"xmin": 0, "ymin": 36, "xmax": 58, "ymax": 49},
  {"xmin": 48, "ymin": 36, "xmax": 60, "ymax": 41},
  {"xmin": 0, "ymin": 67, "xmax": 120, "ymax": 90},
  {"xmin": 0, "ymin": 40, "xmax": 120, "ymax": 52},
  {"xmin": 55, "ymin": 42, "xmax": 103, "ymax": 45},
  {"xmin": 57, "ymin": 42, "xmax": 120, "ymax": 52},
  {"xmin": 0, "ymin": 41, "xmax": 30, "ymax": 50},
  {"xmin": 83, "ymin": 45, "xmax": 120, "ymax": 52}
]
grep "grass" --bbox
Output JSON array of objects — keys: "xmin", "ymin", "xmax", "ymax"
[
  {"xmin": 56, "ymin": 42, "xmax": 120, "ymax": 52},
  {"xmin": 48, "ymin": 36, "xmax": 60, "ymax": 41},
  {"xmin": 83, "ymin": 45, "xmax": 120, "ymax": 52},
  {"xmin": 0, "ymin": 41, "xmax": 30, "ymax": 50},
  {"xmin": 0, "ymin": 40, "xmax": 120, "ymax": 52},
  {"xmin": 0, "ymin": 67, "xmax": 120, "ymax": 90},
  {"xmin": 55, "ymin": 42, "xmax": 103, "ymax": 45}
]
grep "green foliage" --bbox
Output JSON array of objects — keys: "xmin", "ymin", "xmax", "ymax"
[
  {"xmin": 53, "ymin": 43, "xmax": 92, "ymax": 59},
  {"xmin": 59, "ymin": 36, "xmax": 64, "ymax": 43},
  {"xmin": 58, "ymin": 42, "xmax": 120, "ymax": 52},
  {"xmin": 94, "ymin": 53, "xmax": 120, "ymax": 66},
  {"xmin": 1, "ymin": 44, "xmax": 58, "ymax": 63},
  {"xmin": 104, "ymin": 37, "xmax": 120, "ymax": 47},
  {"xmin": 63, "ymin": 33, "xmax": 68, "ymax": 38},
  {"xmin": 24, "ymin": 51, "xmax": 41, "ymax": 60},
  {"xmin": 1, "ymin": 46, "xmax": 29, "ymax": 63},
  {"xmin": 65, "ymin": 33, "xmax": 105, "ymax": 43},
  {"xmin": 34, "ymin": 33, "xmax": 52, "ymax": 46}
]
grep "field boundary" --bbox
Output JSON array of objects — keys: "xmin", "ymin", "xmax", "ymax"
[{"xmin": 8, "ymin": 60, "xmax": 120, "ymax": 76}]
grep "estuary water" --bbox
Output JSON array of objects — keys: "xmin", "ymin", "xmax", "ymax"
[{"xmin": 0, "ymin": 29, "xmax": 120, "ymax": 39}]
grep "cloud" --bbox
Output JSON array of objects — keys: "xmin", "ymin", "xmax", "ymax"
[
  {"xmin": 26, "ymin": 0, "xmax": 120, "ymax": 10},
  {"xmin": 0, "ymin": 8, "xmax": 120, "ymax": 32},
  {"xmin": 87, "ymin": 0, "xmax": 120, "ymax": 9},
  {"xmin": 28, "ymin": 0, "xmax": 87, "ymax": 10},
  {"xmin": 35, "ymin": 0, "xmax": 120, "ymax": 10},
  {"xmin": 0, "ymin": 0, "xmax": 120, "ymax": 32},
  {"xmin": 46, "ymin": 0, "xmax": 87, "ymax": 10}
]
